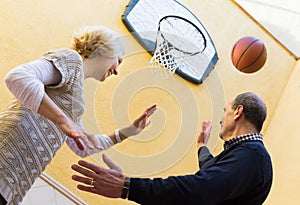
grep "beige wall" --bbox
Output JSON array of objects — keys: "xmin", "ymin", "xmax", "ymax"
[
  {"xmin": 263, "ymin": 59, "xmax": 300, "ymax": 204},
  {"xmin": 0, "ymin": 0, "xmax": 298, "ymax": 204}
]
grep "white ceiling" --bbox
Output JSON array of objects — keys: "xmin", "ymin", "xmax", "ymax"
[{"xmin": 235, "ymin": 0, "xmax": 300, "ymax": 58}]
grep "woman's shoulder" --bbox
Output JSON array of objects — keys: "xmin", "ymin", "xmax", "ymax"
[
  {"xmin": 42, "ymin": 48, "xmax": 82, "ymax": 62},
  {"xmin": 42, "ymin": 49, "xmax": 84, "ymax": 82}
]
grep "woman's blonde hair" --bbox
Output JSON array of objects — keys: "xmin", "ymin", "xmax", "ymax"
[{"xmin": 71, "ymin": 25, "xmax": 124, "ymax": 59}]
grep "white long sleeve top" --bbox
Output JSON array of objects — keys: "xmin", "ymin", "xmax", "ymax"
[{"xmin": 4, "ymin": 51, "xmax": 115, "ymax": 158}]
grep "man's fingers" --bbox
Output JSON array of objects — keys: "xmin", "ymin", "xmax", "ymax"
[
  {"xmin": 78, "ymin": 160, "xmax": 104, "ymax": 172},
  {"xmin": 206, "ymin": 121, "xmax": 212, "ymax": 132},
  {"xmin": 72, "ymin": 160, "xmax": 105, "ymax": 177},
  {"xmin": 102, "ymin": 154, "xmax": 123, "ymax": 173},
  {"xmin": 198, "ymin": 120, "xmax": 213, "ymax": 145},
  {"xmin": 72, "ymin": 174, "xmax": 93, "ymax": 186},
  {"xmin": 202, "ymin": 121, "xmax": 212, "ymax": 132},
  {"xmin": 77, "ymin": 185, "xmax": 99, "ymax": 195},
  {"xmin": 201, "ymin": 122, "xmax": 206, "ymax": 130},
  {"xmin": 71, "ymin": 164, "xmax": 96, "ymax": 179}
]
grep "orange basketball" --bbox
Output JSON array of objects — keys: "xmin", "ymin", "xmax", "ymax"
[{"xmin": 231, "ymin": 36, "xmax": 267, "ymax": 73}]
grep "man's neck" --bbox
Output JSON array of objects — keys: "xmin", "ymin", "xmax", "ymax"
[{"xmin": 223, "ymin": 127, "xmax": 258, "ymax": 142}]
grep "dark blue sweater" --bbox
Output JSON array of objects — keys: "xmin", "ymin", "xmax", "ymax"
[{"xmin": 128, "ymin": 140, "xmax": 272, "ymax": 205}]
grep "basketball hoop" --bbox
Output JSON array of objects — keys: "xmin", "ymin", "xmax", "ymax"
[{"xmin": 148, "ymin": 15, "xmax": 207, "ymax": 80}]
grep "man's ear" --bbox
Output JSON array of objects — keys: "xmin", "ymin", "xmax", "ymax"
[{"xmin": 234, "ymin": 105, "xmax": 243, "ymax": 120}]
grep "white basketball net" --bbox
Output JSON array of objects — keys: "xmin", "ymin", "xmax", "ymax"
[{"xmin": 148, "ymin": 16, "xmax": 206, "ymax": 79}]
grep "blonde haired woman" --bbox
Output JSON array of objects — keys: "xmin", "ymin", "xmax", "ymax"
[{"xmin": 0, "ymin": 25, "xmax": 156, "ymax": 205}]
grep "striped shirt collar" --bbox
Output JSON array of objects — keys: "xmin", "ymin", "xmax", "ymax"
[{"xmin": 223, "ymin": 133, "xmax": 263, "ymax": 150}]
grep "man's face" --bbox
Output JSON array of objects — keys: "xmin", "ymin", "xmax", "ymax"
[{"xmin": 219, "ymin": 99, "xmax": 236, "ymax": 140}]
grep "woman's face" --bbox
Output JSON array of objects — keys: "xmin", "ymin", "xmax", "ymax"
[
  {"xmin": 100, "ymin": 57, "xmax": 123, "ymax": 82},
  {"xmin": 84, "ymin": 55, "xmax": 122, "ymax": 81}
]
